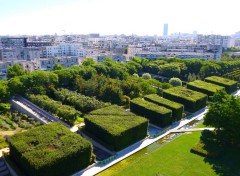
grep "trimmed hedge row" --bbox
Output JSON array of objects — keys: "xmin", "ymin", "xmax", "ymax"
[
  {"xmin": 163, "ymin": 87, "xmax": 207, "ymax": 113},
  {"xmin": 27, "ymin": 94, "xmax": 81, "ymax": 125},
  {"xmin": 187, "ymin": 80, "xmax": 225, "ymax": 98},
  {"xmin": 84, "ymin": 115, "xmax": 148, "ymax": 151},
  {"xmin": 205, "ymin": 76, "xmax": 237, "ymax": 93},
  {"xmin": 53, "ymin": 88, "xmax": 107, "ymax": 113},
  {"xmin": 9, "ymin": 123, "xmax": 94, "ymax": 176},
  {"xmin": 130, "ymin": 98, "xmax": 172, "ymax": 127},
  {"xmin": 90, "ymin": 105, "xmax": 136, "ymax": 116},
  {"xmin": 144, "ymin": 94, "xmax": 184, "ymax": 120}
]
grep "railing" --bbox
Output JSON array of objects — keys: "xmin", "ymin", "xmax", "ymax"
[{"xmin": 97, "ymin": 155, "xmax": 117, "ymax": 165}]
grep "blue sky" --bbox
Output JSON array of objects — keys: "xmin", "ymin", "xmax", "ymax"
[{"xmin": 0, "ymin": 0, "xmax": 239, "ymax": 36}]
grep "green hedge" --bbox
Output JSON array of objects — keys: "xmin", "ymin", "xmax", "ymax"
[
  {"xmin": 53, "ymin": 88, "xmax": 107, "ymax": 113},
  {"xmin": 205, "ymin": 76, "xmax": 237, "ymax": 93},
  {"xmin": 162, "ymin": 87, "xmax": 207, "ymax": 113},
  {"xmin": 144, "ymin": 94, "xmax": 184, "ymax": 120},
  {"xmin": 9, "ymin": 123, "xmax": 94, "ymax": 176},
  {"xmin": 85, "ymin": 115, "xmax": 148, "ymax": 151},
  {"xmin": 27, "ymin": 94, "xmax": 81, "ymax": 125},
  {"xmin": 130, "ymin": 98, "xmax": 172, "ymax": 127},
  {"xmin": 90, "ymin": 105, "xmax": 136, "ymax": 116},
  {"xmin": 187, "ymin": 80, "xmax": 225, "ymax": 98}
]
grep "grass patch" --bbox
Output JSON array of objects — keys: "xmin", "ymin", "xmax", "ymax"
[
  {"xmin": 98, "ymin": 131, "xmax": 240, "ymax": 176},
  {"xmin": 0, "ymin": 136, "xmax": 8, "ymax": 149}
]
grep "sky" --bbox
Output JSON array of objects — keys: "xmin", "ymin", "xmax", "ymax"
[{"xmin": 0, "ymin": 0, "xmax": 239, "ymax": 36}]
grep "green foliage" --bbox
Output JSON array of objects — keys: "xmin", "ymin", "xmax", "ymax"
[
  {"xmin": 0, "ymin": 103, "xmax": 11, "ymax": 113},
  {"xmin": 90, "ymin": 105, "xmax": 135, "ymax": 116},
  {"xmin": 27, "ymin": 94, "xmax": 81, "ymax": 125},
  {"xmin": 204, "ymin": 90, "xmax": 240, "ymax": 144},
  {"xmin": 187, "ymin": 80, "xmax": 225, "ymax": 98},
  {"xmin": 223, "ymin": 69, "xmax": 240, "ymax": 82},
  {"xmin": 205, "ymin": 76, "xmax": 237, "ymax": 93},
  {"xmin": 9, "ymin": 123, "xmax": 94, "ymax": 176},
  {"xmin": 159, "ymin": 63, "xmax": 181, "ymax": 78},
  {"xmin": 163, "ymin": 87, "xmax": 208, "ymax": 113},
  {"xmin": 53, "ymin": 88, "xmax": 107, "ymax": 113},
  {"xmin": 82, "ymin": 58, "xmax": 96, "ymax": 66},
  {"xmin": 169, "ymin": 77, "xmax": 182, "ymax": 87},
  {"xmin": 85, "ymin": 115, "xmax": 148, "ymax": 151},
  {"xmin": 130, "ymin": 98, "xmax": 172, "ymax": 127},
  {"xmin": 144, "ymin": 94, "xmax": 184, "ymax": 120},
  {"xmin": 7, "ymin": 64, "xmax": 26, "ymax": 79},
  {"xmin": 142, "ymin": 73, "xmax": 151, "ymax": 79},
  {"xmin": 0, "ymin": 80, "xmax": 10, "ymax": 102},
  {"xmin": 53, "ymin": 63, "xmax": 64, "ymax": 71},
  {"xmin": 0, "ymin": 136, "xmax": 8, "ymax": 149}
]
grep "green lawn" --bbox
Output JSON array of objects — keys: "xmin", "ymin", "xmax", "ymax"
[{"xmin": 98, "ymin": 132, "xmax": 240, "ymax": 176}]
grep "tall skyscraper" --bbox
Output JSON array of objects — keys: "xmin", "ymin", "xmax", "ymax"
[{"xmin": 163, "ymin": 23, "xmax": 168, "ymax": 36}]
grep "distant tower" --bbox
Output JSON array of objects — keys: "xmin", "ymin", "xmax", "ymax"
[{"xmin": 163, "ymin": 23, "xmax": 168, "ymax": 36}]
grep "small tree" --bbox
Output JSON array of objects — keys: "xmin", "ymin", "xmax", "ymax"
[
  {"xmin": 53, "ymin": 63, "xmax": 64, "ymax": 71},
  {"xmin": 142, "ymin": 73, "xmax": 151, "ymax": 79},
  {"xmin": 169, "ymin": 77, "xmax": 182, "ymax": 87}
]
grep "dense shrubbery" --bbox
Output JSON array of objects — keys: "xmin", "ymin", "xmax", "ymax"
[
  {"xmin": 163, "ymin": 87, "xmax": 208, "ymax": 113},
  {"xmin": 85, "ymin": 115, "xmax": 148, "ymax": 151},
  {"xmin": 223, "ymin": 69, "xmax": 240, "ymax": 82},
  {"xmin": 187, "ymin": 80, "xmax": 225, "ymax": 98},
  {"xmin": 53, "ymin": 88, "xmax": 108, "ymax": 113},
  {"xmin": 9, "ymin": 123, "xmax": 94, "ymax": 176},
  {"xmin": 27, "ymin": 94, "xmax": 81, "ymax": 125},
  {"xmin": 130, "ymin": 98, "xmax": 172, "ymax": 127},
  {"xmin": 205, "ymin": 76, "xmax": 238, "ymax": 93},
  {"xmin": 90, "ymin": 105, "xmax": 136, "ymax": 116},
  {"xmin": 144, "ymin": 94, "xmax": 184, "ymax": 120}
]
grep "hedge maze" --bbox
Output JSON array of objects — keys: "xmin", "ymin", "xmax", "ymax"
[
  {"xmin": 144, "ymin": 94, "xmax": 184, "ymax": 120},
  {"xmin": 130, "ymin": 98, "xmax": 172, "ymax": 127},
  {"xmin": 163, "ymin": 87, "xmax": 207, "ymax": 113},
  {"xmin": 9, "ymin": 123, "xmax": 94, "ymax": 176},
  {"xmin": 85, "ymin": 114, "xmax": 148, "ymax": 151},
  {"xmin": 205, "ymin": 76, "xmax": 237, "ymax": 93},
  {"xmin": 187, "ymin": 80, "xmax": 225, "ymax": 98}
]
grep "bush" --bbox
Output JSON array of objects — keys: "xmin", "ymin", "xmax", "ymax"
[
  {"xmin": 205, "ymin": 76, "xmax": 237, "ymax": 93},
  {"xmin": 85, "ymin": 115, "xmax": 148, "ymax": 151},
  {"xmin": 142, "ymin": 73, "xmax": 151, "ymax": 79},
  {"xmin": 53, "ymin": 88, "xmax": 108, "ymax": 113},
  {"xmin": 27, "ymin": 94, "xmax": 81, "ymax": 125},
  {"xmin": 130, "ymin": 98, "xmax": 172, "ymax": 127},
  {"xmin": 163, "ymin": 87, "xmax": 207, "ymax": 113},
  {"xmin": 144, "ymin": 94, "xmax": 184, "ymax": 120},
  {"xmin": 187, "ymin": 80, "xmax": 225, "ymax": 98},
  {"xmin": 9, "ymin": 123, "xmax": 94, "ymax": 176},
  {"xmin": 169, "ymin": 77, "xmax": 182, "ymax": 87}
]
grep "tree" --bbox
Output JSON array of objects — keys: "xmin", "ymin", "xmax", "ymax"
[
  {"xmin": 169, "ymin": 77, "xmax": 182, "ymax": 87},
  {"xmin": 142, "ymin": 73, "xmax": 151, "ymax": 79},
  {"xmin": 7, "ymin": 64, "xmax": 26, "ymax": 79},
  {"xmin": 53, "ymin": 63, "xmax": 64, "ymax": 71},
  {"xmin": 204, "ymin": 90, "xmax": 240, "ymax": 144},
  {"xmin": 159, "ymin": 64, "xmax": 181, "ymax": 78},
  {"xmin": 82, "ymin": 58, "xmax": 96, "ymax": 66}
]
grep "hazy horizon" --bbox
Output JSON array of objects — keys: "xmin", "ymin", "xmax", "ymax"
[{"xmin": 0, "ymin": 0, "xmax": 239, "ymax": 36}]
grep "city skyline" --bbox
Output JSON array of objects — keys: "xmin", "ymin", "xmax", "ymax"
[{"xmin": 0, "ymin": 0, "xmax": 239, "ymax": 36}]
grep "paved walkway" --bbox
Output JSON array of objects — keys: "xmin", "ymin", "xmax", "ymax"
[{"xmin": 73, "ymin": 108, "xmax": 208, "ymax": 176}]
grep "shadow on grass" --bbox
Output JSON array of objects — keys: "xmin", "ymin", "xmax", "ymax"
[{"xmin": 196, "ymin": 130, "xmax": 240, "ymax": 176}]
